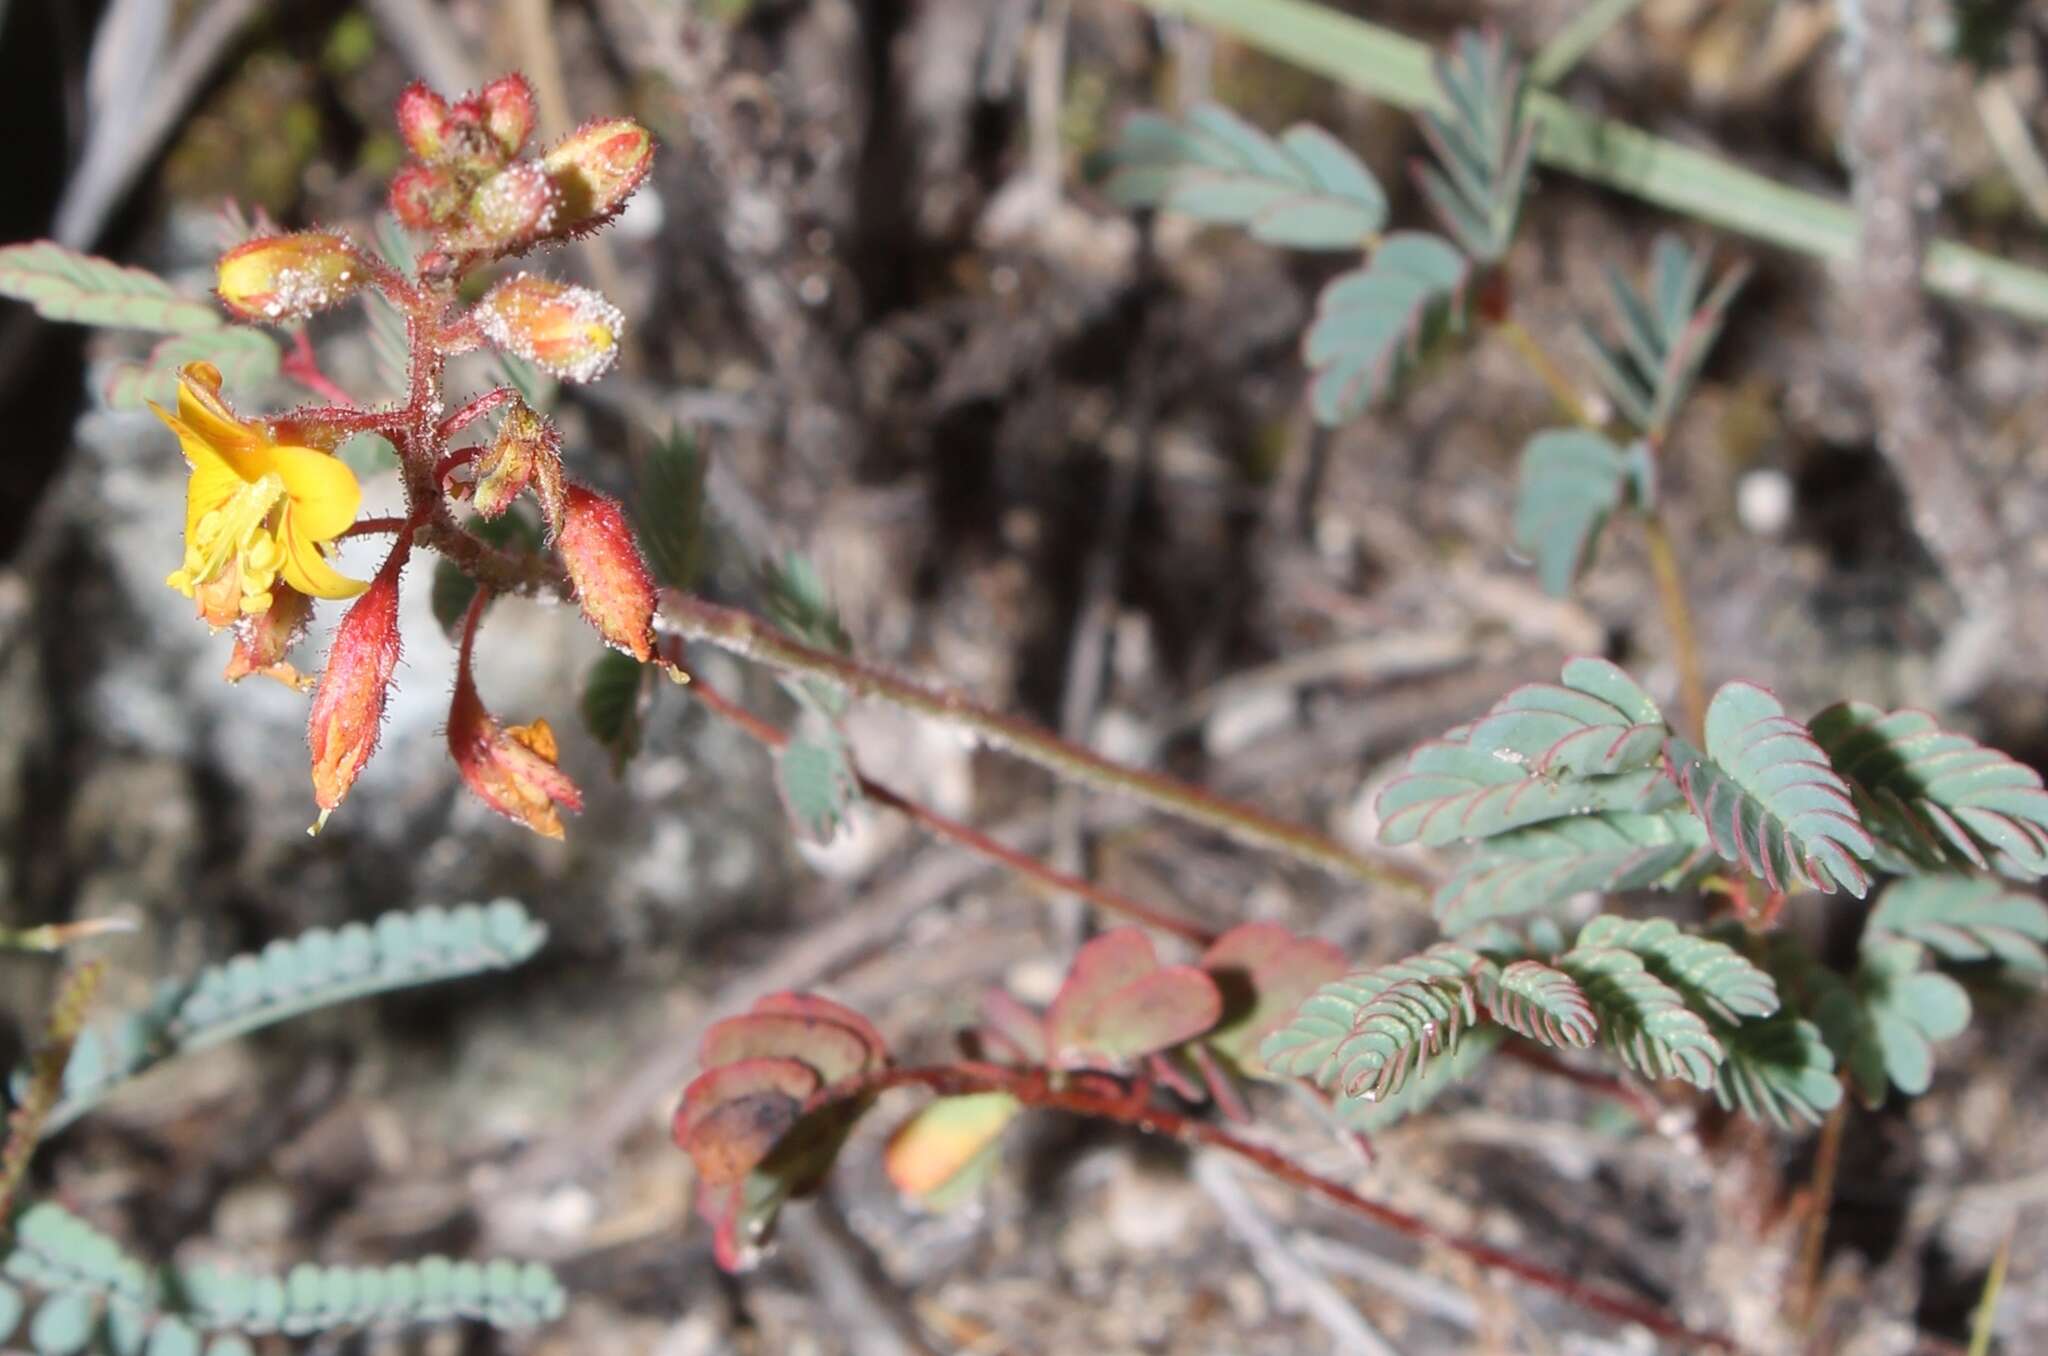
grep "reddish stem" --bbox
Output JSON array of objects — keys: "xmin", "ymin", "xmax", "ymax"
[
  {"xmin": 438, "ymin": 385, "xmax": 519, "ymax": 441},
  {"xmin": 341, "ymin": 515, "xmax": 411, "ymax": 540},
  {"xmin": 674, "ymin": 662, "xmax": 1218, "ymax": 945},
  {"xmin": 1500, "ymin": 1040, "xmax": 1669, "ymax": 1128},
  {"xmin": 834, "ymin": 1062, "xmax": 1736, "ymax": 1351},
  {"xmin": 281, "ymin": 330, "xmax": 359, "ymax": 407}
]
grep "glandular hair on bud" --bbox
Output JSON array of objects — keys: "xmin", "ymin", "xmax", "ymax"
[
  {"xmin": 476, "ymin": 274, "xmax": 623, "ymax": 383},
  {"xmin": 541, "ymin": 118, "xmax": 654, "ymax": 232},
  {"xmin": 558, "ymin": 484, "xmax": 657, "ymax": 662},
  {"xmin": 217, "ymin": 232, "xmax": 367, "ymax": 323}
]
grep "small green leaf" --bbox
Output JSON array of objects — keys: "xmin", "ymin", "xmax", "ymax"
[
  {"xmin": 776, "ymin": 733, "xmax": 860, "ymax": 844},
  {"xmin": 1713, "ymin": 1011, "xmax": 1841, "ymax": 1128},
  {"xmin": 0, "ymin": 242, "xmax": 222, "ymax": 332},
  {"xmin": 1558, "ymin": 945, "xmax": 1723, "ymax": 1088},
  {"xmin": 103, "ymin": 328, "xmax": 282, "ymax": 411},
  {"xmin": 634, "ymin": 427, "xmax": 710, "ymax": 589},
  {"xmin": 1575, "ymin": 915, "xmax": 1780, "ymax": 1023},
  {"xmin": 1414, "ymin": 28, "xmax": 1534, "ymax": 262},
  {"xmin": 1435, "ymin": 810, "xmax": 1708, "ymax": 930},
  {"xmin": 1340, "ymin": 1023, "xmax": 1502, "ymax": 1132},
  {"xmin": 1480, "ymin": 959, "xmax": 1596, "ymax": 1047},
  {"xmin": 1867, "ymin": 875, "xmax": 2048, "ymax": 973},
  {"xmin": 1578, "ymin": 233, "xmax": 1747, "ymax": 436},
  {"xmin": 1260, "ymin": 943, "xmax": 1485, "ymax": 1106},
  {"xmin": 580, "ymin": 650, "xmax": 648, "ymax": 775},
  {"xmin": 27, "ymin": 1290, "xmax": 94, "ymax": 1356},
  {"xmin": 760, "ymin": 552, "xmax": 849, "ymax": 654},
  {"xmin": 1513, "ymin": 429, "xmax": 1630, "ymax": 596},
  {"xmin": 1303, "ymin": 231, "xmax": 1468, "ymax": 424},
  {"xmin": 1665, "ymin": 682, "xmax": 1876, "ymax": 898}
]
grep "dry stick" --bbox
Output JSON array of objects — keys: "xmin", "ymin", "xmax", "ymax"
[
  {"xmin": 661, "ymin": 591, "xmax": 1435, "ymax": 899},
  {"xmin": 838, "ymin": 1063, "xmax": 1737, "ymax": 1352},
  {"xmin": 673, "ymin": 664, "xmax": 1219, "ymax": 945}
]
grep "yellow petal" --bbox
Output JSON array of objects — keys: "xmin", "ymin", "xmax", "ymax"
[
  {"xmin": 276, "ymin": 505, "xmax": 367, "ymax": 599},
  {"xmin": 173, "ymin": 361, "xmax": 263, "ymax": 457},
  {"xmin": 151, "ymin": 405, "xmax": 264, "ymax": 537},
  {"xmin": 268, "ymin": 444, "xmax": 363, "ymax": 542}
]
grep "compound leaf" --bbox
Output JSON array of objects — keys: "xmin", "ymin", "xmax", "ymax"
[
  {"xmin": 1260, "ymin": 944, "xmax": 1484, "ymax": 1106},
  {"xmin": 776, "ymin": 733, "xmax": 861, "ymax": 845},
  {"xmin": 1435, "ymin": 810, "xmax": 1709, "ymax": 930},
  {"xmin": 1866, "ymin": 875, "xmax": 2048, "ymax": 973},
  {"xmin": 1575, "ymin": 915, "xmax": 1780, "ymax": 1024},
  {"xmin": 1379, "ymin": 657, "xmax": 1672, "ymax": 848},
  {"xmin": 633, "ymin": 426, "xmax": 709, "ymax": 590},
  {"xmin": 1415, "ymin": 28, "xmax": 1534, "ymax": 262},
  {"xmin": 1557, "ymin": 945, "xmax": 1723, "ymax": 1088},
  {"xmin": 1303, "ymin": 231, "xmax": 1469, "ymax": 424},
  {"xmin": 1100, "ymin": 105, "xmax": 1387, "ymax": 250},
  {"xmin": 1513, "ymin": 429, "xmax": 1632, "ymax": 596},
  {"xmin": 1579, "ymin": 233, "xmax": 1747, "ymax": 435},
  {"xmin": 1665, "ymin": 682, "xmax": 1876, "ymax": 898},
  {"xmin": 0, "ymin": 242, "xmax": 222, "ymax": 333},
  {"xmin": 1712, "ymin": 1011, "xmax": 1841, "ymax": 1128},
  {"xmin": 1809, "ymin": 701, "xmax": 2048, "ymax": 881},
  {"xmin": 1479, "ymin": 959, "xmax": 1596, "ymax": 1048}
]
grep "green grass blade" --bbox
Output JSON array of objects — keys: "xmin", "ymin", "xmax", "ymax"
[{"xmin": 1135, "ymin": 0, "xmax": 2048, "ymax": 323}]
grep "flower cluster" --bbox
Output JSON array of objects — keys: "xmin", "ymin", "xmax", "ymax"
[{"xmin": 160, "ymin": 74, "xmax": 658, "ymax": 837}]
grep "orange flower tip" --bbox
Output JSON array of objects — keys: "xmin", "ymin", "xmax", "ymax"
[
  {"xmin": 479, "ymin": 74, "xmax": 538, "ymax": 157},
  {"xmin": 217, "ymin": 232, "xmax": 367, "ymax": 323},
  {"xmin": 541, "ymin": 117, "xmax": 654, "ymax": 231},
  {"xmin": 476, "ymin": 274, "xmax": 623, "ymax": 383}
]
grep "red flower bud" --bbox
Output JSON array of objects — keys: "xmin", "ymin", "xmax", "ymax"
[
  {"xmin": 395, "ymin": 82, "xmax": 450, "ymax": 162},
  {"xmin": 216, "ymin": 232, "xmax": 367, "ymax": 323},
  {"xmin": 475, "ymin": 274, "xmax": 622, "ymax": 383},
  {"xmin": 479, "ymin": 74, "xmax": 538, "ymax": 157},
  {"xmin": 557, "ymin": 484, "xmax": 656, "ymax": 661},
  {"xmin": 541, "ymin": 117, "xmax": 654, "ymax": 233},
  {"xmin": 306, "ymin": 540, "xmax": 408, "ymax": 827},
  {"xmin": 458, "ymin": 163, "xmax": 562, "ymax": 257},
  {"xmin": 389, "ymin": 162, "xmax": 463, "ymax": 230},
  {"xmin": 473, "ymin": 400, "xmax": 566, "ymax": 535},
  {"xmin": 224, "ymin": 584, "xmax": 313, "ymax": 689},
  {"xmin": 447, "ymin": 610, "xmax": 583, "ymax": 839}
]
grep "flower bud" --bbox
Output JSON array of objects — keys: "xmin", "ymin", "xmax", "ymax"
[
  {"xmin": 389, "ymin": 162, "xmax": 463, "ymax": 229},
  {"xmin": 475, "ymin": 274, "xmax": 623, "ymax": 383},
  {"xmin": 473, "ymin": 400, "xmax": 566, "ymax": 535},
  {"xmin": 479, "ymin": 74, "xmax": 538, "ymax": 158},
  {"xmin": 460, "ymin": 163, "xmax": 562, "ymax": 256},
  {"xmin": 541, "ymin": 117, "xmax": 654, "ymax": 233},
  {"xmin": 216, "ymin": 232, "xmax": 367, "ymax": 322},
  {"xmin": 557, "ymin": 484, "xmax": 656, "ymax": 661},
  {"xmin": 395, "ymin": 82, "xmax": 450, "ymax": 162},
  {"xmin": 224, "ymin": 584, "xmax": 313, "ymax": 689},
  {"xmin": 306, "ymin": 541, "xmax": 408, "ymax": 827},
  {"xmin": 447, "ymin": 661, "xmax": 583, "ymax": 839}
]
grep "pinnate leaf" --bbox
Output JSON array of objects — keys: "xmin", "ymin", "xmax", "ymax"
[
  {"xmin": 0, "ymin": 242, "xmax": 222, "ymax": 332},
  {"xmin": 1100, "ymin": 105, "xmax": 1387, "ymax": 250},
  {"xmin": 1045, "ymin": 928, "xmax": 1222, "ymax": 1068},
  {"xmin": 776, "ymin": 733, "xmax": 861, "ymax": 845},
  {"xmin": 1260, "ymin": 943, "xmax": 1484, "ymax": 1105},
  {"xmin": 1479, "ymin": 960, "xmax": 1596, "ymax": 1048},
  {"xmin": 1378, "ymin": 657, "xmax": 1671, "ymax": 848},
  {"xmin": 1415, "ymin": 28, "xmax": 1534, "ymax": 262},
  {"xmin": 1665, "ymin": 682, "xmax": 1876, "ymax": 898},
  {"xmin": 1434, "ymin": 810, "xmax": 1708, "ymax": 930},
  {"xmin": 580, "ymin": 650, "xmax": 646, "ymax": 775},
  {"xmin": 1809, "ymin": 701, "xmax": 2048, "ymax": 881},
  {"xmin": 1712, "ymin": 1010, "xmax": 1841, "ymax": 1128},
  {"xmin": 1866, "ymin": 875, "xmax": 2048, "ymax": 973},
  {"xmin": 1574, "ymin": 914, "xmax": 1779, "ymax": 1023},
  {"xmin": 1303, "ymin": 231, "xmax": 1469, "ymax": 424},
  {"xmin": 1513, "ymin": 429, "xmax": 1639, "ymax": 597},
  {"xmin": 633, "ymin": 426, "xmax": 710, "ymax": 590},
  {"xmin": 1579, "ymin": 233, "xmax": 1747, "ymax": 435},
  {"xmin": 1557, "ymin": 945, "xmax": 1723, "ymax": 1088}
]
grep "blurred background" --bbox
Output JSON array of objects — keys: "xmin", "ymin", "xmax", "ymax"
[{"xmin": 5, "ymin": 0, "xmax": 2048, "ymax": 1351}]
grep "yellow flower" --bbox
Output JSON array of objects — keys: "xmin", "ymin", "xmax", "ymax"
[{"xmin": 151, "ymin": 362, "xmax": 366, "ymax": 626}]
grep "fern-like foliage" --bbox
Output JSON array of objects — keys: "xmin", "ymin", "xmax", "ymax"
[
  {"xmin": 1414, "ymin": 28, "xmax": 1534, "ymax": 262},
  {"xmin": 1578, "ymin": 233, "xmax": 1748, "ymax": 437},
  {"xmin": 1099, "ymin": 104, "xmax": 1388, "ymax": 250},
  {"xmin": 1434, "ymin": 810, "xmax": 1708, "ymax": 930},
  {"xmin": 1712, "ymin": 1011, "xmax": 1841, "ymax": 1129},
  {"xmin": 0, "ymin": 1203, "xmax": 563, "ymax": 1353},
  {"xmin": 1574, "ymin": 915, "xmax": 1780, "ymax": 1024},
  {"xmin": 1811, "ymin": 939, "xmax": 1971, "ymax": 1105},
  {"xmin": 1866, "ymin": 874, "xmax": 2048, "ymax": 973},
  {"xmin": 1260, "ymin": 944, "xmax": 1484, "ymax": 1104},
  {"xmin": 1556, "ymin": 945, "xmax": 1723, "ymax": 1088},
  {"xmin": 1809, "ymin": 702, "xmax": 2048, "ymax": 881},
  {"xmin": 1478, "ymin": 960, "xmax": 1596, "ymax": 1048},
  {"xmin": 1513, "ymin": 430, "xmax": 1629, "ymax": 596},
  {"xmin": 1302, "ymin": 232, "xmax": 1470, "ymax": 424},
  {"xmin": 1378, "ymin": 657, "xmax": 1672, "ymax": 848},
  {"xmin": 1664, "ymin": 682, "xmax": 1876, "ymax": 898},
  {"xmin": 0, "ymin": 242, "xmax": 223, "ymax": 333},
  {"xmin": 11, "ymin": 902, "xmax": 547, "ymax": 1134}
]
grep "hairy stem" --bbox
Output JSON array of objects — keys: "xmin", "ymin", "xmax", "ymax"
[
  {"xmin": 0, "ymin": 963, "xmax": 106, "ymax": 1233},
  {"xmin": 1643, "ymin": 511, "xmax": 1705, "ymax": 738},
  {"xmin": 833, "ymin": 1062, "xmax": 1734, "ymax": 1350},
  {"xmin": 670, "ymin": 664, "xmax": 1219, "ymax": 944},
  {"xmin": 660, "ymin": 592, "xmax": 1434, "ymax": 898}
]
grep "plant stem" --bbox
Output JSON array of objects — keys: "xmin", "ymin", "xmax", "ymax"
[
  {"xmin": 0, "ymin": 963, "xmax": 106, "ymax": 1232},
  {"xmin": 660, "ymin": 592, "xmax": 1435, "ymax": 899},
  {"xmin": 1530, "ymin": 0, "xmax": 1647, "ymax": 86},
  {"xmin": 671, "ymin": 664, "xmax": 1219, "ymax": 945},
  {"xmin": 1643, "ymin": 511, "xmax": 1705, "ymax": 738},
  {"xmin": 281, "ymin": 329, "xmax": 359, "ymax": 406},
  {"xmin": 1499, "ymin": 1039, "xmax": 1666, "ymax": 1127},
  {"xmin": 340, "ymin": 515, "xmax": 411, "ymax": 540},
  {"xmin": 1497, "ymin": 319, "xmax": 1595, "ymax": 427},
  {"xmin": 1791, "ymin": 1096, "xmax": 1848, "ymax": 1328},
  {"xmin": 1131, "ymin": 0, "xmax": 2048, "ymax": 324},
  {"xmin": 835, "ymin": 1062, "xmax": 1735, "ymax": 1350}
]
